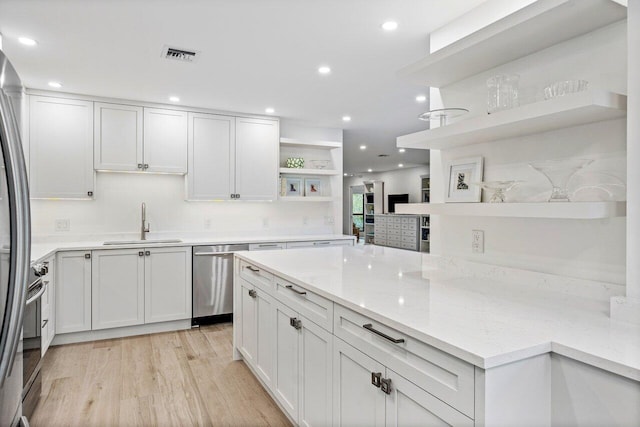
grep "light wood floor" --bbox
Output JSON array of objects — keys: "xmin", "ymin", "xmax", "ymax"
[{"xmin": 32, "ymin": 324, "xmax": 292, "ymax": 426}]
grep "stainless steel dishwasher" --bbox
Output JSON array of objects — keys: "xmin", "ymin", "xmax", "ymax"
[{"xmin": 192, "ymin": 244, "xmax": 249, "ymax": 325}]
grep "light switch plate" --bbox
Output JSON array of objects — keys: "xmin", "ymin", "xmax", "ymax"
[
  {"xmin": 472, "ymin": 229, "xmax": 484, "ymax": 253},
  {"xmin": 55, "ymin": 219, "xmax": 70, "ymax": 232}
]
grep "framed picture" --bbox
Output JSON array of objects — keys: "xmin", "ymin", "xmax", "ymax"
[
  {"xmin": 285, "ymin": 177, "xmax": 303, "ymax": 196},
  {"xmin": 304, "ymin": 178, "xmax": 322, "ymax": 197},
  {"xmin": 446, "ymin": 157, "xmax": 483, "ymax": 202}
]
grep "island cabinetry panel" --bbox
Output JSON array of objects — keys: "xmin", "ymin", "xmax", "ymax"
[
  {"xmin": 333, "ymin": 304, "xmax": 475, "ymax": 418},
  {"xmin": 274, "ymin": 277, "xmax": 333, "ymax": 332},
  {"xmin": 56, "ymin": 251, "xmax": 92, "ymax": 334},
  {"xmin": 91, "ymin": 249, "xmax": 145, "ymax": 330},
  {"xmin": 94, "ymin": 102, "xmax": 143, "ymax": 171},
  {"xmin": 238, "ymin": 259, "xmax": 274, "ymax": 291},
  {"xmin": 143, "ymin": 108, "xmax": 188, "ymax": 173},
  {"xmin": 29, "ymin": 96, "xmax": 94, "ymax": 199}
]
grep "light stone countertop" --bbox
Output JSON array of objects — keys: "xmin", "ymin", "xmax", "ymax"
[
  {"xmin": 30, "ymin": 233, "xmax": 355, "ymax": 263},
  {"xmin": 235, "ymin": 245, "xmax": 640, "ymax": 381}
]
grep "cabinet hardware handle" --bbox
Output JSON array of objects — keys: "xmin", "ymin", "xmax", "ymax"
[
  {"xmin": 380, "ymin": 378, "xmax": 392, "ymax": 395},
  {"xmin": 138, "ymin": 251, "xmax": 144, "ymax": 257},
  {"xmin": 371, "ymin": 372, "xmax": 382, "ymax": 388},
  {"xmin": 144, "ymin": 164, "xmax": 149, "ymax": 169},
  {"xmin": 230, "ymin": 194, "xmax": 235, "ymax": 199},
  {"xmin": 42, "ymin": 319, "xmax": 48, "ymax": 329},
  {"xmin": 145, "ymin": 251, "xmax": 151, "ymax": 256},
  {"xmin": 85, "ymin": 253, "xmax": 91, "ymax": 259},
  {"xmin": 285, "ymin": 285, "xmax": 307, "ymax": 296},
  {"xmin": 362, "ymin": 324, "xmax": 405, "ymax": 344},
  {"xmin": 248, "ymin": 289, "xmax": 257, "ymax": 298},
  {"xmin": 235, "ymin": 194, "xmax": 240, "ymax": 199},
  {"xmin": 137, "ymin": 163, "xmax": 143, "ymax": 169},
  {"xmin": 258, "ymin": 244, "xmax": 278, "ymax": 248},
  {"xmin": 313, "ymin": 241, "xmax": 330, "ymax": 245},
  {"xmin": 246, "ymin": 266, "xmax": 260, "ymax": 272},
  {"xmin": 289, "ymin": 317, "xmax": 302, "ymax": 330},
  {"xmin": 87, "ymin": 191, "xmax": 93, "ymax": 197}
]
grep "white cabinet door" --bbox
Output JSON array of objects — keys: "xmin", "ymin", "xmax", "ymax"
[
  {"xmin": 29, "ymin": 96, "xmax": 94, "ymax": 199},
  {"xmin": 333, "ymin": 337, "xmax": 386, "ymax": 427},
  {"xmin": 234, "ymin": 117, "xmax": 279, "ymax": 200},
  {"xmin": 274, "ymin": 299, "xmax": 300, "ymax": 421},
  {"xmin": 239, "ymin": 280, "xmax": 257, "ymax": 365},
  {"xmin": 144, "ymin": 246, "xmax": 192, "ymax": 323},
  {"xmin": 385, "ymin": 369, "xmax": 473, "ymax": 427},
  {"xmin": 143, "ymin": 108, "xmax": 188, "ymax": 173},
  {"xmin": 255, "ymin": 289, "xmax": 275, "ymax": 388},
  {"xmin": 187, "ymin": 112, "xmax": 235, "ymax": 200},
  {"xmin": 92, "ymin": 249, "xmax": 144, "ymax": 330},
  {"xmin": 56, "ymin": 251, "xmax": 92, "ymax": 334},
  {"xmin": 40, "ymin": 284, "xmax": 50, "ymax": 356},
  {"xmin": 94, "ymin": 102, "xmax": 143, "ymax": 171},
  {"xmin": 299, "ymin": 316, "xmax": 333, "ymax": 427}
]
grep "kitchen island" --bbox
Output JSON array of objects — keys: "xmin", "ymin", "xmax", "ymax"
[{"xmin": 233, "ymin": 245, "xmax": 640, "ymax": 427}]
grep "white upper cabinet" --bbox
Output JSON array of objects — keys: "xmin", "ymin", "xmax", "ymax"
[
  {"xmin": 235, "ymin": 117, "xmax": 279, "ymax": 200},
  {"xmin": 94, "ymin": 102, "xmax": 143, "ymax": 171},
  {"xmin": 187, "ymin": 112, "xmax": 235, "ymax": 199},
  {"xmin": 143, "ymin": 108, "xmax": 188, "ymax": 173},
  {"xmin": 29, "ymin": 96, "xmax": 94, "ymax": 199}
]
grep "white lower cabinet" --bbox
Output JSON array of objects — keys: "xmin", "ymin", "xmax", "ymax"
[
  {"xmin": 144, "ymin": 247, "xmax": 192, "ymax": 323},
  {"xmin": 92, "ymin": 249, "xmax": 145, "ymax": 330},
  {"xmin": 40, "ymin": 256, "xmax": 56, "ymax": 356},
  {"xmin": 56, "ymin": 251, "xmax": 92, "ymax": 334},
  {"xmin": 274, "ymin": 301, "xmax": 300, "ymax": 420}
]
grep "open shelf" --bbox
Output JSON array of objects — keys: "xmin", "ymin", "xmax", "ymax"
[
  {"xmin": 396, "ymin": 201, "xmax": 626, "ymax": 219},
  {"xmin": 279, "ymin": 196, "xmax": 334, "ymax": 202},
  {"xmin": 397, "ymin": 90, "xmax": 626, "ymax": 150},
  {"xmin": 279, "ymin": 167, "xmax": 340, "ymax": 176},
  {"xmin": 397, "ymin": 0, "xmax": 627, "ymax": 87},
  {"xmin": 279, "ymin": 137, "xmax": 341, "ymax": 149}
]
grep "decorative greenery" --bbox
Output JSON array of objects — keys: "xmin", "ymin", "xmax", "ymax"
[{"xmin": 286, "ymin": 157, "xmax": 305, "ymax": 168}]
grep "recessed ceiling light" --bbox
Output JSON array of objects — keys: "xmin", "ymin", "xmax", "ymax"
[
  {"xmin": 342, "ymin": 116, "xmax": 351, "ymax": 122},
  {"xmin": 382, "ymin": 21, "xmax": 398, "ymax": 31},
  {"xmin": 318, "ymin": 66, "xmax": 331, "ymax": 75},
  {"xmin": 359, "ymin": 145, "xmax": 366, "ymax": 150},
  {"xmin": 415, "ymin": 95, "xmax": 427, "ymax": 103},
  {"xmin": 18, "ymin": 37, "xmax": 37, "ymax": 46},
  {"xmin": 398, "ymin": 148, "xmax": 406, "ymax": 153},
  {"xmin": 48, "ymin": 81, "xmax": 62, "ymax": 88},
  {"xmin": 398, "ymin": 163, "xmax": 404, "ymax": 168},
  {"xmin": 169, "ymin": 96, "xmax": 180, "ymax": 102},
  {"xmin": 265, "ymin": 107, "xmax": 275, "ymax": 114},
  {"xmin": 344, "ymin": 173, "xmax": 348, "ymax": 176},
  {"xmin": 367, "ymin": 168, "xmax": 372, "ymax": 172}
]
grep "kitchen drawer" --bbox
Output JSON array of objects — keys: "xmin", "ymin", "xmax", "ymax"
[
  {"xmin": 391, "ymin": 222, "xmax": 402, "ymax": 230},
  {"xmin": 238, "ymin": 260, "xmax": 274, "ymax": 292},
  {"xmin": 401, "ymin": 229, "xmax": 416, "ymax": 238},
  {"xmin": 333, "ymin": 304, "xmax": 475, "ymax": 417},
  {"xmin": 274, "ymin": 277, "xmax": 333, "ymax": 332},
  {"xmin": 249, "ymin": 242, "xmax": 287, "ymax": 251},
  {"xmin": 375, "ymin": 216, "xmax": 387, "ymax": 224},
  {"xmin": 401, "ymin": 217, "xmax": 413, "ymax": 224},
  {"xmin": 401, "ymin": 242, "xmax": 417, "ymax": 251},
  {"xmin": 374, "ymin": 238, "xmax": 387, "ymax": 246},
  {"xmin": 387, "ymin": 228, "xmax": 401, "ymax": 236}
]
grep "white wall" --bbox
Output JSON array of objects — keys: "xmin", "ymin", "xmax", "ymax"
[
  {"xmin": 31, "ymin": 118, "xmax": 344, "ymax": 240},
  {"xmin": 342, "ymin": 165, "xmax": 429, "ymax": 234},
  {"xmin": 425, "ymin": 5, "xmax": 627, "ymax": 284}
]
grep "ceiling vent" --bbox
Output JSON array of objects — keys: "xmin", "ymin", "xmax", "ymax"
[{"xmin": 161, "ymin": 45, "xmax": 200, "ymax": 63}]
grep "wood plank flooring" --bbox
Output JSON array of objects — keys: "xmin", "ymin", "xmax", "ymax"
[{"xmin": 32, "ymin": 324, "xmax": 292, "ymax": 426}]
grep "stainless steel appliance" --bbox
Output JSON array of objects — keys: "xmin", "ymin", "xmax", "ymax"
[
  {"xmin": 21, "ymin": 264, "xmax": 46, "ymax": 421},
  {"xmin": 192, "ymin": 244, "xmax": 249, "ymax": 325},
  {"xmin": 0, "ymin": 50, "xmax": 33, "ymax": 426}
]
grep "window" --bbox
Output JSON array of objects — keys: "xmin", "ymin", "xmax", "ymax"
[{"xmin": 352, "ymin": 193, "xmax": 364, "ymax": 231}]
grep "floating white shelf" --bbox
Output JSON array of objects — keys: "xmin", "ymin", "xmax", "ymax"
[
  {"xmin": 397, "ymin": 90, "xmax": 627, "ymax": 150},
  {"xmin": 279, "ymin": 167, "xmax": 340, "ymax": 176},
  {"xmin": 396, "ymin": 201, "xmax": 626, "ymax": 219},
  {"xmin": 279, "ymin": 137, "xmax": 342, "ymax": 149},
  {"xmin": 397, "ymin": 0, "xmax": 627, "ymax": 87},
  {"xmin": 279, "ymin": 196, "xmax": 334, "ymax": 202}
]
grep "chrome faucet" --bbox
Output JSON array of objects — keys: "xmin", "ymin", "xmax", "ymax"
[{"xmin": 141, "ymin": 202, "xmax": 150, "ymax": 240}]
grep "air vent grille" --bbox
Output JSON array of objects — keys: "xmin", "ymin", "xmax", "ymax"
[{"xmin": 161, "ymin": 45, "xmax": 200, "ymax": 63}]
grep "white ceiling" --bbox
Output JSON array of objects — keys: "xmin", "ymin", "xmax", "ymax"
[{"xmin": 0, "ymin": 0, "xmax": 484, "ymax": 173}]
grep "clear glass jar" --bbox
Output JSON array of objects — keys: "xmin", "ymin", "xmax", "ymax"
[{"xmin": 487, "ymin": 74, "xmax": 519, "ymax": 113}]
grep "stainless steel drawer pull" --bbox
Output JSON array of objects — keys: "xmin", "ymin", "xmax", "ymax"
[
  {"xmin": 246, "ymin": 266, "xmax": 260, "ymax": 272},
  {"xmin": 258, "ymin": 244, "xmax": 279, "ymax": 247},
  {"xmin": 380, "ymin": 378, "xmax": 392, "ymax": 395},
  {"xmin": 248, "ymin": 289, "xmax": 257, "ymax": 298},
  {"xmin": 363, "ymin": 323, "xmax": 405, "ymax": 344},
  {"xmin": 371, "ymin": 372, "xmax": 382, "ymax": 388},
  {"xmin": 313, "ymin": 241, "xmax": 330, "ymax": 245},
  {"xmin": 285, "ymin": 285, "xmax": 307, "ymax": 295}
]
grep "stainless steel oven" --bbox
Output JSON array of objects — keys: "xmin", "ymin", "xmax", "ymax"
[{"xmin": 22, "ymin": 263, "xmax": 47, "ymax": 419}]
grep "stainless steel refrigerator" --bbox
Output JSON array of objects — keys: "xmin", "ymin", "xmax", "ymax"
[{"xmin": 0, "ymin": 49, "xmax": 33, "ymax": 426}]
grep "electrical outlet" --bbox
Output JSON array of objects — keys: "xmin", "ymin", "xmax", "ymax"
[
  {"xmin": 55, "ymin": 219, "xmax": 70, "ymax": 232},
  {"xmin": 262, "ymin": 218, "xmax": 269, "ymax": 228},
  {"xmin": 303, "ymin": 216, "xmax": 309, "ymax": 225},
  {"xmin": 324, "ymin": 216, "xmax": 334, "ymax": 225},
  {"xmin": 204, "ymin": 219, "xmax": 211, "ymax": 229},
  {"xmin": 472, "ymin": 229, "xmax": 484, "ymax": 254}
]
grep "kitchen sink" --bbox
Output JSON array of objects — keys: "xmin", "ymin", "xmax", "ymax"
[{"xmin": 103, "ymin": 239, "xmax": 182, "ymax": 245}]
